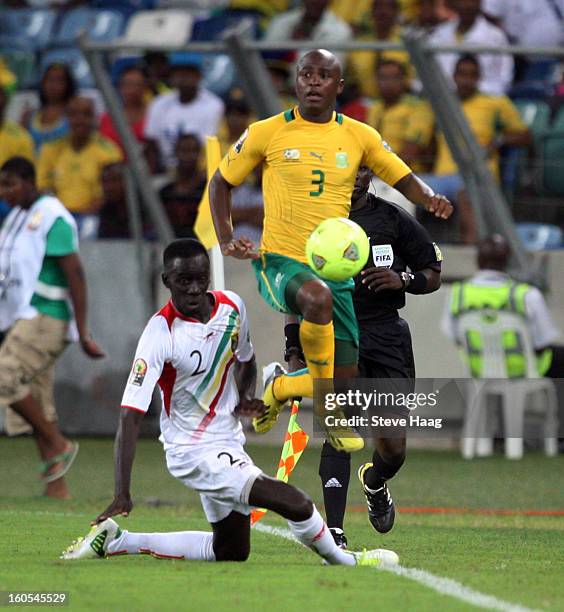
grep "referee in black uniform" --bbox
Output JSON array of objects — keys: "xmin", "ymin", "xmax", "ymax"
[{"xmin": 285, "ymin": 166, "xmax": 443, "ymax": 547}]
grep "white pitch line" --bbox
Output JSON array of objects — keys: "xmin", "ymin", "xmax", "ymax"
[{"xmin": 252, "ymin": 523, "xmax": 537, "ymax": 612}]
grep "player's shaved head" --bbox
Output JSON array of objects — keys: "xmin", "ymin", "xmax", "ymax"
[
  {"xmin": 477, "ymin": 234, "xmax": 510, "ymax": 271},
  {"xmin": 295, "ymin": 50, "xmax": 345, "ymax": 122},
  {"xmin": 297, "ymin": 49, "xmax": 343, "ymax": 79},
  {"xmin": 163, "ymin": 238, "xmax": 209, "ymax": 271}
]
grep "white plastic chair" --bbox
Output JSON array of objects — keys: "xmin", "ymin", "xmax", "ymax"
[
  {"xmin": 123, "ymin": 10, "xmax": 193, "ymax": 46},
  {"xmin": 456, "ymin": 310, "xmax": 558, "ymax": 460}
]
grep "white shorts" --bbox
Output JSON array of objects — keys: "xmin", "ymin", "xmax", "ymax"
[{"xmin": 165, "ymin": 441, "xmax": 263, "ymax": 524}]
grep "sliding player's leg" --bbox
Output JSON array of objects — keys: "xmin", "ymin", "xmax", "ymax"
[
  {"xmin": 102, "ymin": 509, "xmax": 248, "ymax": 561},
  {"xmin": 248, "ymin": 475, "xmax": 397, "ymax": 566}
]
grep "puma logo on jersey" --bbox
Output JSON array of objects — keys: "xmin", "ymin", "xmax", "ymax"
[{"xmin": 309, "ymin": 151, "xmax": 323, "ymax": 162}]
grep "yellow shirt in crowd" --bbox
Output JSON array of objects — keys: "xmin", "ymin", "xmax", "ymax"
[
  {"xmin": 411, "ymin": 94, "xmax": 527, "ymax": 178},
  {"xmin": 331, "ymin": 0, "xmax": 419, "ymax": 30},
  {"xmin": 219, "ymin": 107, "xmax": 410, "ymax": 263},
  {"xmin": 37, "ymin": 133, "xmax": 122, "ymax": 213},
  {"xmin": 347, "ymin": 25, "xmax": 412, "ymax": 99},
  {"xmin": 366, "ymin": 94, "xmax": 428, "ymax": 172},
  {"xmin": 0, "ymin": 120, "xmax": 34, "ymax": 167}
]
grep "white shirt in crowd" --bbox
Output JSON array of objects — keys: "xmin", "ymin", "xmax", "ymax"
[
  {"xmin": 264, "ymin": 8, "xmax": 353, "ymax": 68},
  {"xmin": 441, "ymin": 270, "xmax": 561, "ymax": 350},
  {"xmin": 428, "ymin": 14, "xmax": 514, "ymax": 95},
  {"xmin": 121, "ymin": 290, "xmax": 253, "ymax": 450},
  {"xmin": 483, "ymin": 0, "xmax": 564, "ymax": 47},
  {"xmin": 144, "ymin": 88, "xmax": 225, "ymax": 169}
]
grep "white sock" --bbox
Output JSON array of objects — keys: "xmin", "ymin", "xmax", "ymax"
[
  {"xmin": 106, "ymin": 530, "xmax": 215, "ymax": 561},
  {"xmin": 288, "ymin": 506, "xmax": 356, "ymax": 566}
]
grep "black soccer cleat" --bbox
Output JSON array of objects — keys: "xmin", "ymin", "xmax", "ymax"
[
  {"xmin": 329, "ymin": 527, "xmax": 348, "ymax": 549},
  {"xmin": 357, "ymin": 463, "xmax": 395, "ymax": 534}
]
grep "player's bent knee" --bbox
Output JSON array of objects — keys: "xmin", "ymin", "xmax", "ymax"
[{"xmin": 297, "ymin": 281, "xmax": 333, "ymax": 319}]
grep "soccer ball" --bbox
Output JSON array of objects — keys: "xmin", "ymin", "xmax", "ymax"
[{"xmin": 305, "ymin": 217, "xmax": 370, "ymax": 282}]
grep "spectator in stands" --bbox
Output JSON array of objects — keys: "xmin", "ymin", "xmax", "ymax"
[
  {"xmin": 159, "ymin": 134, "xmax": 207, "ymax": 238},
  {"xmin": 0, "ymin": 56, "xmax": 17, "ymax": 94},
  {"xmin": 264, "ymin": 0, "xmax": 353, "ymax": 68},
  {"xmin": 410, "ymin": 0, "xmax": 447, "ymax": 30},
  {"xmin": 0, "ymin": 86, "xmax": 34, "ymax": 167},
  {"xmin": 0, "ymin": 85, "xmax": 34, "ymax": 221},
  {"xmin": 97, "ymin": 163, "xmax": 131, "ymax": 240},
  {"xmin": 263, "ymin": 52, "xmax": 297, "ymax": 110},
  {"xmin": 37, "ymin": 96, "xmax": 122, "ymax": 236},
  {"xmin": 143, "ymin": 51, "xmax": 171, "ymax": 97},
  {"xmin": 100, "ymin": 66, "xmax": 148, "ymax": 154},
  {"xmin": 347, "ymin": 0, "xmax": 412, "ymax": 100},
  {"xmin": 366, "ymin": 60, "xmax": 430, "ymax": 173},
  {"xmin": 21, "ymin": 63, "xmax": 75, "ymax": 155},
  {"xmin": 405, "ymin": 55, "xmax": 530, "ymax": 243},
  {"xmin": 217, "ymin": 96, "xmax": 253, "ymax": 155},
  {"xmin": 99, "ymin": 66, "xmax": 157, "ymax": 173},
  {"xmin": 331, "ymin": 0, "xmax": 422, "ymax": 35},
  {"xmin": 483, "ymin": 0, "xmax": 564, "ymax": 49},
  {"xmin": 428, "ymin": 0, "xmax": 513, "ymax": 95},
  {"xmin": 144, "ymin": 53, "xmax": 224, "ymax": 172}
]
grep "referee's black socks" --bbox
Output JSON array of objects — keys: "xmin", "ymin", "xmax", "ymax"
[
  {"xmin": 319, "ymin": 441, "xmax": 351, "ymax": 530},
  {"xmin": 364, "ymin": 444, "xmax": 406, "ymax": 490}
]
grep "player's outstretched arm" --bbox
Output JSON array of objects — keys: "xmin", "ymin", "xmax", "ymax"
[
  {"xmin": 393, "ymin": 173, "xmax": 453, "ymax": 220},
  {"xmin": 209, "ymin": 170, "xmax": 259, "ymax": 259},
  {"xmin": 92, "ymin": 409, "xmax": 143, "ymax": 524}
]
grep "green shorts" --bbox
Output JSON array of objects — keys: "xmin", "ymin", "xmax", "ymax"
[{"xmin": 252, "ymin": 253, "xmax": 359, "ymax": 366}]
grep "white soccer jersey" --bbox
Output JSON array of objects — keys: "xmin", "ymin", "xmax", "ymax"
[{"xmin": 121, "ymin": 290, "xmax": 254, "ymax": 448}]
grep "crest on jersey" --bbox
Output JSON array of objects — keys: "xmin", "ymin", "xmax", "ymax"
[
  {"xmin": 372, "ymin": 244, "xmax": 394, "ymax": 269},
  {"xmin": 130, "ymin": 358, "xmax": 147, "ymax": 386},
  {"xmin": 233, "ymin": 129, "xmax": 248, "ymax": 154},
  {"xmin": 433, "ymin": 242, "xmax": 443, "ymax": 262},
  {"xmin": 27, "ymin": 210, "xmax": 43, "ymax": 231},
  {"xmin": 335, "ymin": 152, "xmax": 349, "ymax": 168},
  {"xmin": 231, "ymin": 332, "xmax": 239, "ymax": 353},
  {"xmin": 284, "ymin": 149, "xmax": 300, "ymax": 160}
]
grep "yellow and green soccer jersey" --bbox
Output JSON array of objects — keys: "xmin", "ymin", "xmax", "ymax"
[{"xmin": 218, "ymin": 107, "xmax": 411, "ymax": 263}]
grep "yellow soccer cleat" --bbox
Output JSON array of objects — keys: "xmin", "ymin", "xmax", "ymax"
[
  {"xmin": 323, "ymin": 409, "xmax": 364, "ymax": 452},
  {"xmin": 252, "ymin": 362, "xmax": 289, "ymax": 434},
  {"xmin": 326, "ymin": 429, "xmax": 365, "ymax": 453}
]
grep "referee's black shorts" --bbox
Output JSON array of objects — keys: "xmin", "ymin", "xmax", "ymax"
[{"xmin": 358, "ymin": 316, "xmax": 415, "ymax": 381}]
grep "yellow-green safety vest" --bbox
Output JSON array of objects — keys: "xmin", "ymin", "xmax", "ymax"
[{"xmin": 450, "ymin": 280, "xmax": 552, "ymax": 378}]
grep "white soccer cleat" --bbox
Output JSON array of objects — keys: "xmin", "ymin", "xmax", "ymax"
[
  {"xmin": 353, "ymin": 548, "xmax": 400, "ymax": 567},
  {"xmin": 60, "ymin": 518, "xmax": 121, "ymax": 560}
]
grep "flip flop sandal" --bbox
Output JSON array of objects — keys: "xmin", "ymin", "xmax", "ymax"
[{"xmin": 39, "ymin": 442, "xmax": 80, "ymax": 484}]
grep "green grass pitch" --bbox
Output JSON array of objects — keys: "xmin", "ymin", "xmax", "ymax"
[{"xmin": 1, "ymin": 437, "xmax": 563, "ymax": 611}]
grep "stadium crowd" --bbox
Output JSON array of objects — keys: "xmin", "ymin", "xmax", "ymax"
[{"xmin": 0, "ymin": 0, "xmax": 563, "ymax": 245}]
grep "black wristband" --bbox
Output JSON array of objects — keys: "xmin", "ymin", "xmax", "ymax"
[
  {"xmin": 405, "ymin": 271, "xmax": 428, "ymax": 294},
  {"xmin": 284, "ymin": 323, "xmax": 302, "ymax": 353}
]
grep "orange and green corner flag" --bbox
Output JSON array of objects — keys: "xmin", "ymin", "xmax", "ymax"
[
  {"xmin": 251, "ymin": 401, "xmax": 309, "ymax": 525},
  {"xmin": 194, "ymin": 135, "xmax": 221, "ymax": 249}
]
